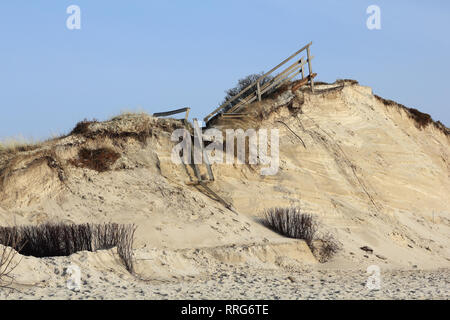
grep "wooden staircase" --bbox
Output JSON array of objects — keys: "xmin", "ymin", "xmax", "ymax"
[{"xmin": 204, "ymin": 42, "xmax": 316, "ymax": 123}]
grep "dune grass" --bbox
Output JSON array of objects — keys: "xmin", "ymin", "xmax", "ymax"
[
  {"xmin": 0, "ymin": 136, "xmax": 41, "ymax": 154},
  {"xmin": 261, "ymin": 207, "xmax": 340, "ymax": 263},
  {"xmin": 0, "ymin": 223, "xmax": 137, "ymax": 273}
]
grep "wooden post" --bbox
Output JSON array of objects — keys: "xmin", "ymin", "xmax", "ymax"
[
  {"xmin": 300, "ymin": 58, "xmax": 305, "ymax": 79},
  {"xmin": 193, "ymin": 119, "xmax": 215, "ymax": 182},
  {"xmin": 184, "ymin": 108, "xmax": 190, "ymax": 123},
  {"xmin": 256, "ymin": 80, "xmax": 261, "ymax": 102},
  {"xmin": 306, "ymin": 45, "xmax": 314, "ymax": 92}
]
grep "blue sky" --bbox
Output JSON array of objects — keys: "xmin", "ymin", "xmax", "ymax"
[{"xmin": 0, "ymin": 1, "xmax": 449, "ymax": 139}]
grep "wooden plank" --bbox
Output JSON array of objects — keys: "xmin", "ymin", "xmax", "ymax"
[
  {"xmin": 184, "ymin": 108, "xmax": 190, "ymax": 122},
  {"xmin": 191, "ymin": 152, "xmax": 202, "ymax": 181},
  {"xmin": 262, "ymin": 62, "xmax": 304, "ymax": 91},
  {"xmin": 280, "ymin": 69, "xmax": 303, "ymax": 87},
  {"xmin": 228, "ymin": 42, "xmax": 312, "ymax": 108},
  {"xmin": 258, "ymin": 56, "xmax": 311, "ymax": 95},
  {"xmin": 257, "ymin": 80, "xmax": 261, "ymax": 102},
  {"xmin": 227, "ymin": 57, "xmax": 312, "ymax": 114},
  {"xmin": 306, "ymin": 46, "xmax": 314, "ymax": 92},
  {"xmin": 199, "ymin": 182, "xmax": 233, "ymax": 210},
  {"xmin": 260, "ymin": 42, "xmax": 312, "ymax": 80},
  {"xmin": 185, "ymin": 180, "xmax": 212, "ymax": 186},
  {"xmin": 258, "ymin": 57, "xmax": 306, "ymax": 92},
  {"xmin": 230, "ymin": 57, "xmax": 313, "ymax": 113},
  {"xmin": 153, "ymin": 107, "xmax": 190, "ymax": 117},
  {"xmin": 193, "ymin": 119, "xmax": 214, "ymax": 181},
  {"xmin": 300, "ymin": 57, "xmax": 305, "ymax": 79},
  {"xmin": 187, "ymin": 127, "xmax": 203, "ymax": 182}
]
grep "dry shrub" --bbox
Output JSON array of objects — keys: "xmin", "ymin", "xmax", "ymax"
[
  {"xmin": 262, "ymin": 207, "xmax": 317, "ymax": 245},
  {"xmin": 0, "ymin": 228, "xmax": 24, "ymax": 289},
  {"xmin": 91, "ymin": 223, "xmax": 137, "ymax": 273},
  {"xmin": 312, "ymin": 233, "xmax": 341, "ymax": 263},
  {"xmin": 70, "ymin": 119, "xmax": 99, "ymax": 135},
  {"xmin": 70, "ymin": 116, "xmax": 159, "ymax": 145},
  {"xmin": 70, "ymin": 148, "xmax": 120, "ymax": 172},
  {"xmin": 0, "ymin": 223, "xmax": 137, "ymax": 273},
  {"xmin": 261, "ymin": 207, "xmax": 340, "ymax": 263}
]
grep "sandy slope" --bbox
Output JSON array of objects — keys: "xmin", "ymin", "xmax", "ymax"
[{"xmin": 0, "ymin": 80, "xmax": 449, "ymax": 299}]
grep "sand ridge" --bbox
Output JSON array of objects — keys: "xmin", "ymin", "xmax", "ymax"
[{"xmin": 0, "ymin": 80, "xmax": 449, "ymax": 299}]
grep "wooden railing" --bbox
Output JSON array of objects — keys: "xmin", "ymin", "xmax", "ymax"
[
  {"xmin": 153, "ymin": 107, "xmax": 190, "ymax": 123},
  {"xmin": 204, "ymin": 42, "xmax": 315, "ymax": 122}
]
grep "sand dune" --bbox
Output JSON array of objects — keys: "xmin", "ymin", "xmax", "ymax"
[{"xmin": 0, "ymin": 80, "xmax": 448, "ymax": 299}]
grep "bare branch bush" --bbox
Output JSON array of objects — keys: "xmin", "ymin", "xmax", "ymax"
[
  {"xmin": 311, "ymin": 232, "xmax": 341, "ymax": 263},
  {"xmin": 262, "ymin": 207, "xmax": 317, "ymax": 245},
  {"xmin": 261, "ymin": 207, "xmax": 340, "ymax": 262},
  {"xmin": 0, "ymin": 227, "xmax": 24, "ymax": 290},
  {"xmin": 0, "ymin": 223, "xmax": 137, "ymax": 274},
  {"xmin": 92, "ymin": 223, "xmax": 137, "ymax": 274}
]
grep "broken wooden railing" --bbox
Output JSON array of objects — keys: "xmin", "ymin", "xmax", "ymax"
[
  {"xmin": 153, "ymin": 107, "xmax": 190, "ymax": 123},
  {"xmin": 204, "ymin": 42, "xmax": 316, "ymax": 123}
]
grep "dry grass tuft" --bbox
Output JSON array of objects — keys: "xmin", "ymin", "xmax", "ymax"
[
  {"xmin": 0, "ymin": 138, "xmax": 41, "ymax": 156},
  {"xmin": 0, "ymin": 223, "xmax": 137, "ymax": 273},
  {"xmin": 261, "ymin": 207, "xmax": 340, "ymax": 263},
  {"xmin": 70, "ymin": 116, "xmax": 160, "ymax": 144},
  {"xmin": 312, "ymin": 233, "xmax": 341, "ymax": 263},
  {"xmin": 262, "ymin": 207, "xmax": 317, "ymax": 245},
  {"xmin": 109, "ymin": 109, "xmax": 149, "ymax": 121}
]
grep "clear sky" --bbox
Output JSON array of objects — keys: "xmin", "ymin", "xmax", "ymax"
[{"xmin": 0, "ymin": 1, "xmax": 449, "ymax": 139}]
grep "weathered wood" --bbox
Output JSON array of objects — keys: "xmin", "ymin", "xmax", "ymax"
[
  {"xmin": 257, "ymin": 80, "xmax": 261, "ymax": 102},
  {"xmin": 204, "ymin": 42, "xmax": 313, "ymax": 122},
  {"xmin": 306, "ymin": 46, "xmax": 314, "ymax": 92},
  {"xmin": 153, "ymin": 107, "xmax": 190, "ymax": 117},
  {"xmin": 261, "ymin": 42, "xmax": 312, "ymax": 79},
  {"xmin": 185, "ymin": 180, "xmax": 213, "ymax": 186},
  {"xmin": 280, "ymin": 69, "xmax": 303, "ymax": 87},
  {"xmin": 193, "ymin": 119, "xmax": 214, "ymax": 181},
  {"xmin": 191, "ymin": 157, "xmax": 202, "ymax": 181},
  {"xmin": 199, "ymin": 182, "xmax": 233, "ymax": 210},
  {"xmin": 292, "ymin": 73, "xmax": 317, "ymax": 92},
  {"xmin": 300, "ymin": 57, "xmax": 305, "ymax": 79},
  {"xmin": 258, "ymin": 57, "xmax": 309, "ymax": 92},
  {"xmin": 227, "ymin": 57, "xmax": 312, "ymax": 114}
]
